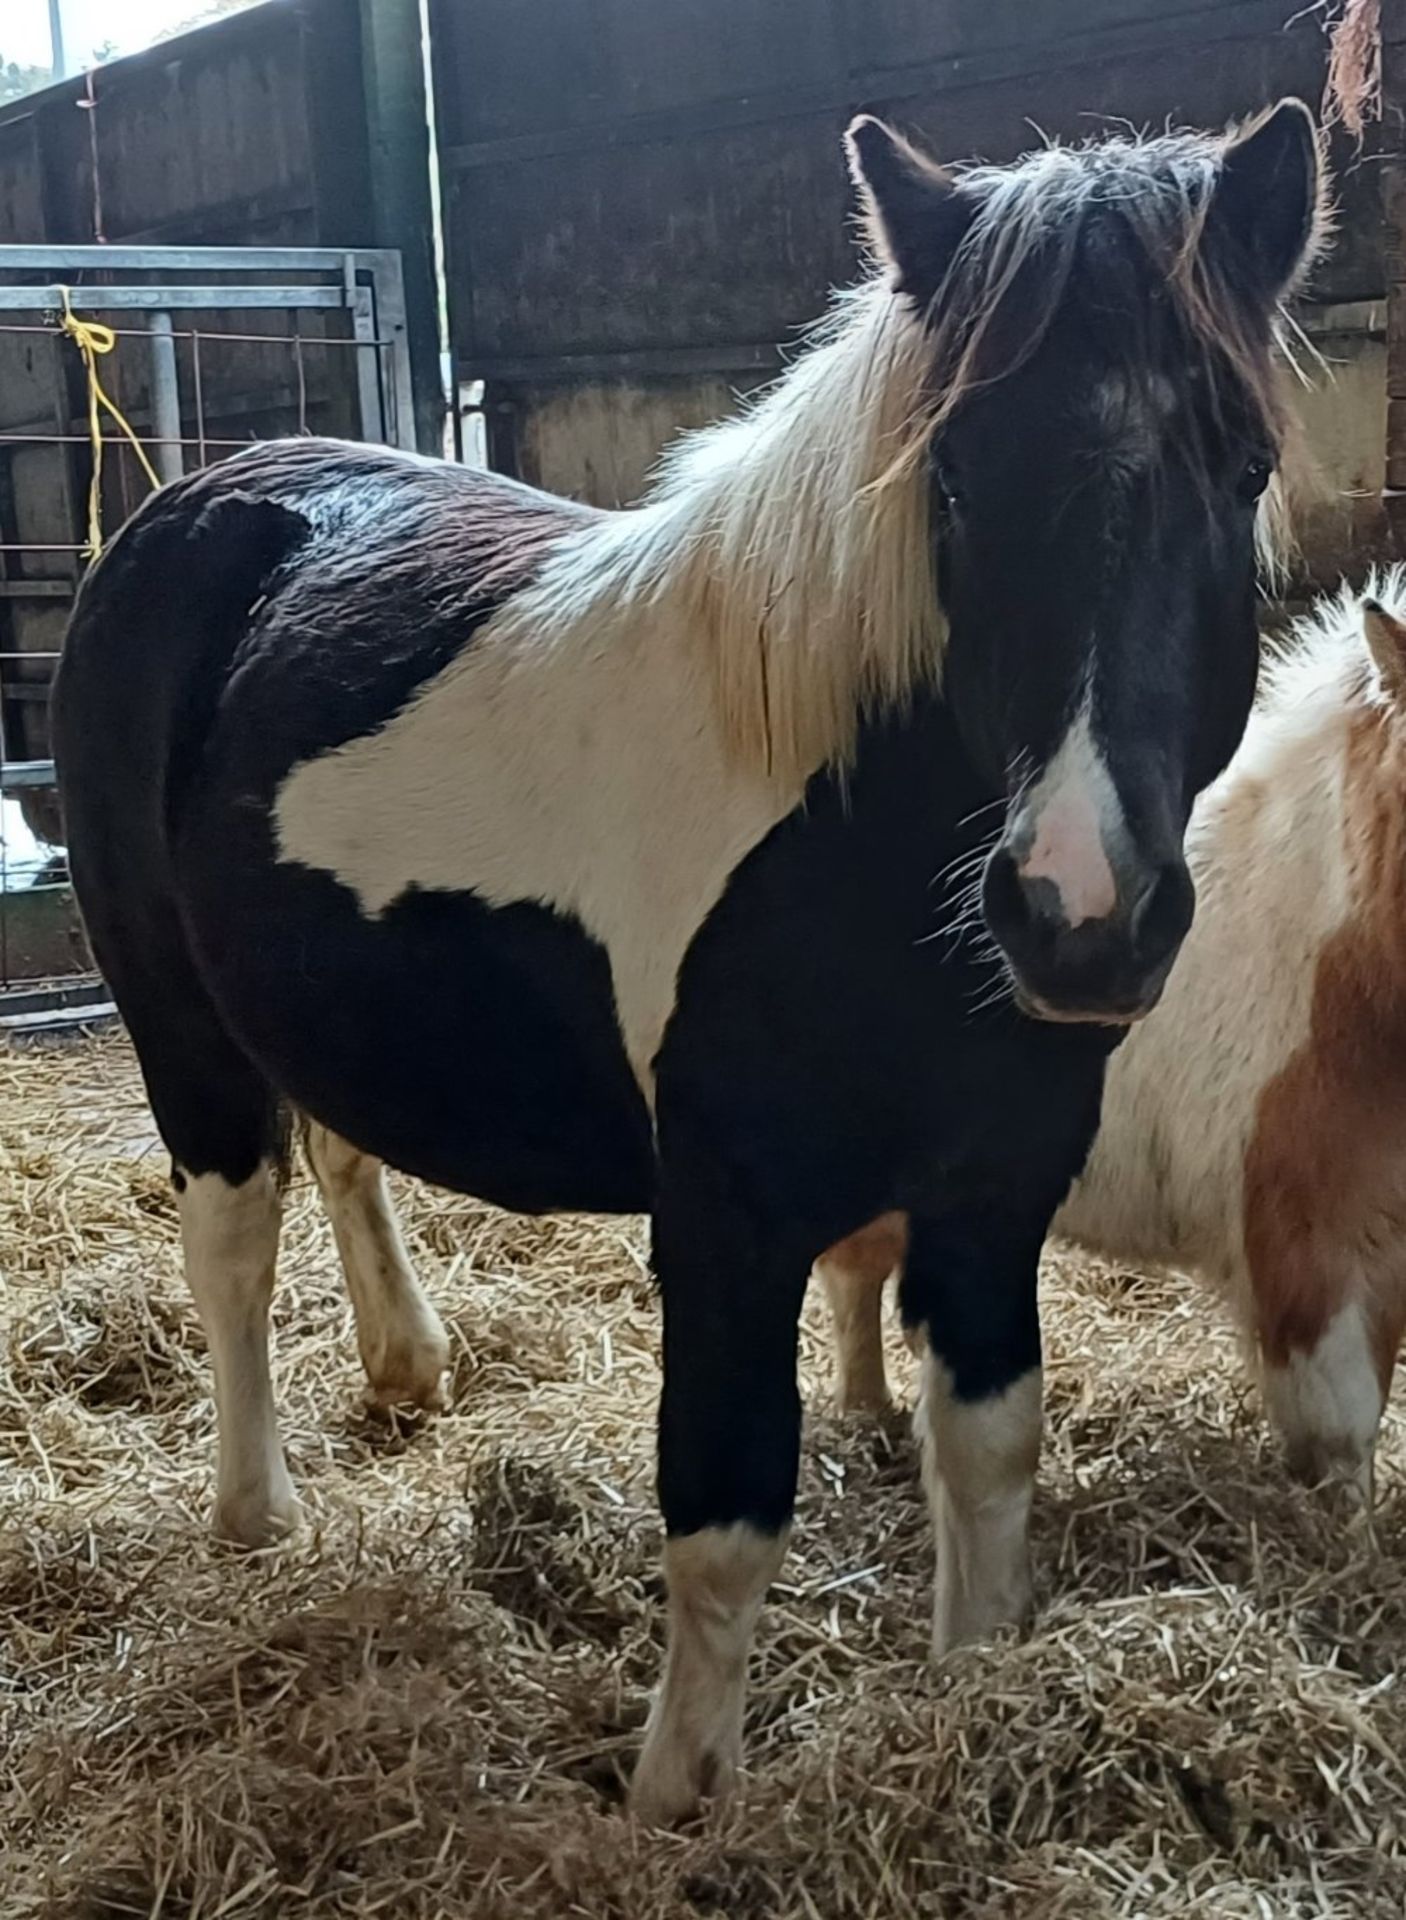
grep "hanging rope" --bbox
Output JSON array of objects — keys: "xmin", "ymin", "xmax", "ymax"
[
  {"xmin": 1322, "ymin": 0, "xmax": 1382, "ymax": 142},
  {"xmin": 54, "ymin": 285, "xmax": 161, "ymax": 560}
]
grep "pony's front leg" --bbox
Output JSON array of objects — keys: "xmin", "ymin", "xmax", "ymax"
[
  {"xmin": 901, "ymin": 1208, "xmax": 1044, "ymax": 1657},
  {"xmin": 631, "ymin": 1184, "xmax": 808, "ymax": 1826}
]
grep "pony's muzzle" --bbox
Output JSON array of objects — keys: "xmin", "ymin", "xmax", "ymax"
[{"xmin": 981, "ymin": 841, "xmax": 1193, "ymax": 1025}]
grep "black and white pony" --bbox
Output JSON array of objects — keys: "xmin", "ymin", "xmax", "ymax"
[{"xmin": 54, "ymin": 107, "xmax": 1323, "ymax": 1822}]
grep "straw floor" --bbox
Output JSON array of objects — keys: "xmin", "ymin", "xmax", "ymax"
[{"xmin": 2, "ymin": 1029, "xmax": 1404, "ymax": 1918}]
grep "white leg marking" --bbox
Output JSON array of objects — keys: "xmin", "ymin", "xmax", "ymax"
[
  {"xmin": 631, "ymin": 1523, "xmax": 787, "ymax": 1825},
  {"xmin": 918, "ymin": 1356, "xmax": 1042, "ymax": 1657},
  {"xmin": 303, "ymin": 1122, "xmax": 450, "ymax": 1413},
  {"xmin": 178, "ymin": 1164, "xmax": 299, "ymax": 1547},
  {"xmin": 1260, "ymin": 1300, "xmax": 1383, "ymax": 1502},
  {"xmin": 1016, "ymin": 701, "xmax": 1125, "ymax": 928}
]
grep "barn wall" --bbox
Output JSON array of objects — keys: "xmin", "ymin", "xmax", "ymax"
[
  {"xmin": 434, "ymin": 0, "xmax": 1391, "ymax": 576},
  {"xmin": 0, "ymin": 0, "xmax": 370, "ymax": 248}
]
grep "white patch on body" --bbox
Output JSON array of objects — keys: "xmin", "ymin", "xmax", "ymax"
[
  {"xmin": 303, "ymin": 1122, "xmax": 450, "ymax": 1412},
  {"xmin": 1016, "ymin": 700, "xmax": 1124, "ymax": 928},
  {"xmin": 918, "ymin": 1357, "xmax": 1042, "ymax": 1657},
  {"xmin": 177, "ymin": 1163, "xmax": 298, "ymax": 1546},
  {"xmin": 631, "ymin": 1522, "xmax": 787, "ymax": 1825},
  {"xmin": 274, "ymin": 541, "xmax": 807, "ymax": 1094},
  {"xmin": 1261, "ymin": 1299, "xmax": 1383, "ymax": 1498}
]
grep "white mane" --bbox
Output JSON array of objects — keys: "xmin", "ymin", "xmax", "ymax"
[{"xmin": 513, "ymin": 280, "xmax": 945, "ymax": 786}]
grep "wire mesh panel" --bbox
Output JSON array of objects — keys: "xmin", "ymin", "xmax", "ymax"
[{"xmin": 0, "ymin": 246, "xmax": 415, "ymax": 1027}]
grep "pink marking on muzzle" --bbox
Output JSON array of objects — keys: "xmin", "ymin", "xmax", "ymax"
[{"xmin": 1018, "ymin": 783, "xmax": 1118, "ymax": 928}]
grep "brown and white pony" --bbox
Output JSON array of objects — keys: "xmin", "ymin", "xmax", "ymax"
[{"xmin": 820, "ymin": 577, "xmax": 1406, "ymax": 1504}]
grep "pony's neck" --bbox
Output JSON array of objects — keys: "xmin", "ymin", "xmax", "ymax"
[{"xmin": 629, "ymin": 282, "xmax": 946, "ymax": 783}]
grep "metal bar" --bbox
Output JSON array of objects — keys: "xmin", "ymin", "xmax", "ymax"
[
  {"xmin": 0, "ymin": 762, "xmax": 56, "ymax": 789},
  {"xmin": 0, "ymin": 584, "xmax": 70, "ymax": 599},
  {"xmin": 367, "ymin": 250, "xmax": 417, "ymax": 452},
  {"xmin": 0, "ymin": 244, "xmax": 406, "ymax": 273},
  {"xmin": 191, "ymin": 328, "xmax": 208, "ymax": 465},
  {"xmin": 0, "ymin": 431, "xmax": 217, "ymax": 447},
  {"xmin": 147, "ymin": 311, "xmax": 184, "ymax": 485},
  {"xmin": 0, "ymin": 432, "xmax": 270, "ymax": 450},
  {"xmin": 0, "ymin": 322, "xmax": 388, "ymax": 346},
  {"xmin": 0, "ymin": 286, "xmax": 349, "ymax": 312},
  {"xmin": 352, "ymin": 285, "xmax": 384, "ymax": 443},
  {"xmin": 357, "ymin": 0, "xmax": 444, "ymax": 453}
]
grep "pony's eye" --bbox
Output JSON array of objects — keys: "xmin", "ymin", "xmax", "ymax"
[
  {"xmin": 1237, "ymin": 457, "xmax": 1272, "ymax": 503},
  {"xmin": 934, "ymin": 459, "xmax": 965, "ymax": 512}
]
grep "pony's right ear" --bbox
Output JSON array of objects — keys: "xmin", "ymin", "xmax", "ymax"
[
  {"xmin": 1209, "ymin": 98, "xmax": 1327, "ymax": 299},
  {"xmin": 846, "ymin": 116, "xmax": 970, "ymax": 312},
  {"xmin": 1363, "ymin": 599, "xmax": 1406, "ymax": 702}
]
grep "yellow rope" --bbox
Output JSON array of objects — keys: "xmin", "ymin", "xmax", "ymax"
[{"xmin": 55, "ymin": 285, "xmax": 162, "ymax": 558}]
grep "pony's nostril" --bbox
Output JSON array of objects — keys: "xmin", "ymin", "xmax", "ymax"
[
  {"xmin": 982, "ymin": 846, "xmax": 1031, "ymax": 938},
  {"xmin": 1129, "ymin": 861, "xmax": 1193, "ymax": 966}
]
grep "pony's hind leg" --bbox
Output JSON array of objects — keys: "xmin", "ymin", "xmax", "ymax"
[
  {"xmin": 1256, "ymin": 1275, "xmax": 1402, "ymax": 1506},
  {"xmin": 814, "ymin": 1211, "xmax": 908, "ymax": 1411},
  {"xmin": 301, "ymin": 1120, "xmax": 450, "ymax": 1413},
  {"xmin": 75, "ymin": 891, "xmax": 298, "ymax": 1546},
  {"xmin": 178, "ymin": 1157, "xmax": 298, "ymax": 1545}
]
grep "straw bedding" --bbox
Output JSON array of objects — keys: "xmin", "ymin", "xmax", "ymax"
[{"xmin": 1, "ymin": 1029, "xmax": 1404, "ymax": 1918}]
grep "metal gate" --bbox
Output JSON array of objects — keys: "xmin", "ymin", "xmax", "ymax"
[{"xmin": 0, "ymin": 244, "xmax": 415, "ymax": 1031}]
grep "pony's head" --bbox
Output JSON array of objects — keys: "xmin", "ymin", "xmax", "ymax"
[{"xmin": 851, "ymin": 103, "xmax": 1326, "ymax": 1022}]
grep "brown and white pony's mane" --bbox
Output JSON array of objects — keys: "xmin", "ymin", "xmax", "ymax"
[{"xmin": 505, "ymin": 122, "xmax": 1321, "ymax": 788}]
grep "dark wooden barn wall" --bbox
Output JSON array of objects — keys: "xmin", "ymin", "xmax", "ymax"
[
  {"xmin": 430, "ymin": 0, "xmax": 1386, "ymax": 521},
  {"xmin": 435, "ymin": 0, "xmax": 1376, "ymax": 375},
  {"xmin": 0, "ymin": 0, "xmax": 370, "ymax": 249}
]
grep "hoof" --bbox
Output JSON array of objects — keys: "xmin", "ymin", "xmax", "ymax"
[
  {"xmin": 630, "ymin": 1730, "xmax": 738, "ymax": 1828},
  {"xmin": 834, "ymin": 1379, "xmax": 893, "ymax": 1416},
  {"xmin": 211, "ymin": 1482, "xmax": 303, "ymax": 1549},
  {"xmin": 362, "ymin": 1326, "xmax": 451, "ymax": 1415},
  {"xmin": 932, "ymin": 1570, "xmax": 1032, "ymax": 1660}
]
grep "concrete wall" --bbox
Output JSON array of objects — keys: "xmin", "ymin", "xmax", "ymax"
[{"xmin": 1293, "ymin": 306, "xmax": 1391, "ymax": 580}]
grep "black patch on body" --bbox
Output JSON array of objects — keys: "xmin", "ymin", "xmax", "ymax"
[
  {"xmin": 56, "ymin": 440, "xmax": 651, "ymax": 1207},
  {"xmin": 651, "ymin": 696, "xmax": 1117, "ymax": 1533}
]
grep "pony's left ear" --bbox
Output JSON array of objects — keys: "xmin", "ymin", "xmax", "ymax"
[
  {"xmin": 1363, "ymin": 599, "xmax": 1406, "ymax": 701},
  {"xmin": 1208, "ymin": 99, "xmax": 1327, "ymax": 299},
  {"xmin": 846, "ymin": 116, "xmax": 971, "ymax": 311}
]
